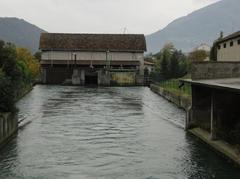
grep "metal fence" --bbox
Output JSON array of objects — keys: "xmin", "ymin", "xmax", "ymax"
[{"xmin": 157, "ymin": 79, "xmax": 191, "ymax": 96}]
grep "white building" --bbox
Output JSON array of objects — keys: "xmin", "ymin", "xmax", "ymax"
[
  {"xmin": 217, "ymin": 31, "xmax": 240, "ymax": 61},
  {"xmin": 194, "ymin": 43, "xmax": 211, "ymax": 52}
]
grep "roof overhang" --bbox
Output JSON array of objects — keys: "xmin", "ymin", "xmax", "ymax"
[
  {"xmin": 181, "ymin": 78, "xmax": 240, "ymax": 93},
  {"xmin": 40, "ymin": 49, "xmax": 145, "ymax": 53}
]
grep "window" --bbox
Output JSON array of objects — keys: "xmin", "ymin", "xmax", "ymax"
[
  {"xmin": 238, "ymin": 39, "xmax": 240, "ymax": 45},
  {"xmin": 218, "ymin": 45, "xmax": 221, "ymax": 50},
  {"xmin": 230, "ymin": 41, "xmax": 234, "ymax": 47},
  {"xmin": 224, "ymin": 43, "xmax": 227, "ymax": 48}
]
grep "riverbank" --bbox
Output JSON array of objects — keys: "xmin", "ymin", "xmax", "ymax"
[
  {"xmin": 15, "ymin": 84, "xmax": 33, "ymax": 101},
  {"xmin": 150, "ymin": 84, "xmax": 191, "ymax": 111},
  {"xmin": 0, "ymin": 113, "xmax": 18, "ymax": 149},
  {"xmin": 0, "ymin": 85, "xmax": 33, "ymax": 149}
]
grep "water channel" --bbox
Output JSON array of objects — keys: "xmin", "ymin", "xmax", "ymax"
[{"xmin": 0, "ymin": 86, "xmax": 240, "ymax": 179}]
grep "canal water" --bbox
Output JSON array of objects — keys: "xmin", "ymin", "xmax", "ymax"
[{"xmin": 0, "ymin": 86, "xmax": 240, "ymax": 179}]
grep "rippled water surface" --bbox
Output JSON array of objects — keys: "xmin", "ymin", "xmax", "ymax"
[{"xmin": 0, "ymin": 86, "xmax": 240, "ymax": 179}]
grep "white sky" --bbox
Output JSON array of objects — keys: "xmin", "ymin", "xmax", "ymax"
[{"xmin": 0, "ymin": 0, "xmax": 220, "ymax": 35}]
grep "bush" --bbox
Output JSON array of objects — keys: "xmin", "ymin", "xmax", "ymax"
[
  {"xmin": 0, "ymin": 40, "xmax": 40, "ymax": 112},
  {"xmin": 0, "ymin": 70, "xmax": 16, "ymax": 112},
  {"xmin": 152, "ymin": 43, "xmax": 190, "ymax": 81}
]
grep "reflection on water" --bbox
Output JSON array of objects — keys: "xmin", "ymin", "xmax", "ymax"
[{"xmin": 0, "ymin": 86, "xmax": 239, "ymax": 179}]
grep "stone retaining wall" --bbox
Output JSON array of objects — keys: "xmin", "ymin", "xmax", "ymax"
[{"xmin": 191, "ymin": 61, "xmax": 240, "ymax": 80}]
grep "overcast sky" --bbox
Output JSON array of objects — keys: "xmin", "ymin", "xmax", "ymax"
[{"xmin": 0, "ymin": 0, "xmax": 220, "ymax": 35}]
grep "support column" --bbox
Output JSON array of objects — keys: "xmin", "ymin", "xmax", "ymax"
[
  {"xmin": 97, "ymin": 71, "xmax": 101, "ymax": 85},
  {"xmin": 80, "ymin": 69, "xmax": 85, "ymax": 85},
  {"xmin": 186, "ymin": 85, "xmax": 197, "ymax": 130},
  {"xmin": 211, "ymin": 90, "xmax": 218, "ymax": 140},
  {"xmin": 139, "ymin": 58, "xmax": 144, "ymax": 76},
  {"xmin": 185, "ymin": 106, "xmax": 192, "ymax": 130},
  {"xmin": 72, "ymin": 69, "xmax": 81, "ymax": 85},
  {"xmin": 41, "ymin": 68, "xmax": 47, "ymax": 84}
]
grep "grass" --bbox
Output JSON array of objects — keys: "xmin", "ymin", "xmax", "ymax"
[{"xmin": 156, "ymin": 79, "xmax": 191, "ymax": 97}]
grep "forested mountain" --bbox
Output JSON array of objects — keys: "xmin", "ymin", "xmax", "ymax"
[
  {"xmin": 146, "ymin": 0, "xmax": 240, "ymax": 53},
  {"xmin": 0, "ymin": 17, "xmax": 45, "ymax": 53}
]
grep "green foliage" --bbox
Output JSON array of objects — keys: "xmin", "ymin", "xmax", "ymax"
[
  {"xmin": 152, "ymin": 43, "xmax": 189, "ymax": 81},
  {"xmin": 0, "ymin": 69, "xmax": 16, "ymax": 112},
  {"xmin": 158, "ymin": 79, "xmax": 191, "ymax": 97},
  {"xmin": 160, "ymin": 50, "xmax": 170, "ymax": 77},
  {"xmin": 34, "ymin": 51, "xmax": 41, "ymax": 61},
  {"xmin": 210, "ymin": 42, "xmax": 217, "ymax": 61},
  {"xmin": 0, "ymin": 40, "xmax": 39, "ymax": 112},
  {"xmin": 188, "ymin": 50, "xmax": 209, "ymax": 62},
  {"xmin": 210, "ymin": 32, "xmax": 223, "ymax": 61},
  {"xmin": 16, "ymin": 60, "xmax": 31, "ymax": 82},
  {"xmin": 17, "ymin": 48, "xmax": 40, "ymax": 80},
  {"xmin": 0, "ymin": 42, "xmax": 22, "ymax": 82}
]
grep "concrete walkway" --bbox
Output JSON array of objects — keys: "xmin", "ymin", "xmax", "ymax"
[{"xmin": 189, "ymin": 128, "xmax": 240, "ymax": 166}]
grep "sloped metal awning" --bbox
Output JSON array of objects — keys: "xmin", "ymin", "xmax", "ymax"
[{"xmin": 181, "ymin": 78, "xmax": 240, "ymax": 93}]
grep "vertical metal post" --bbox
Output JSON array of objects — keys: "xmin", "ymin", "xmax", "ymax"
[{"xmin": 211, "ymin": 89, "xmax": 217, "ymax": 140}]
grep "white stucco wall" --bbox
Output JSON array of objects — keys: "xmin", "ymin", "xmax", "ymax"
[
  {"xmin": 41, "ymin": 51, "xmax": 144, "ymax": 75},
  {"xmin": 196, "ymin": 44, "xmax": 211, "ymax": 52},
  {"xmin": 41, "ymin": 51, "xmax": 144, "ymax": 61},
  {"xmin": 217, "ymin": 38, "xmax": 240, "ymax": 61}
]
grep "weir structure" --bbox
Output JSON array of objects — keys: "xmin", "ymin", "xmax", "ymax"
[
  {"xmin": 39, "ymin": 33, "xmax": 147, "ymax": 86},
  {"xmin": 182, "ymin": 61, "xmax": 240, "ymax": 165}
]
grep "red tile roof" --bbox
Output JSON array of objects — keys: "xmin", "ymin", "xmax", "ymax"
[{"xmin": 39, "ymin": 33, "xmax": 146, "ymax": 52}]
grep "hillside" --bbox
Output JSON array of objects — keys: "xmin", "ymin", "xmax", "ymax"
[
  {"xmin": 146, "ymin": 0, "xmax": 240, "ymax": 53},
  {"xmin": 0, "ymin": 17, "xmax": 45, "ymax": 53}
]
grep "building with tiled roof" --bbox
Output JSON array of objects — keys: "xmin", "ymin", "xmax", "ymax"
[
  {"xmin": 39, "ymin": 33, "xmax": 147, "ymax": 85},
  {"xmin": 216, "ymin": 31, "xmax": 240, "ymax": 61}
]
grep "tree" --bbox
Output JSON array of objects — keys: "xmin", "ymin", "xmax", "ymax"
[
  {"xmin": 16, "ymin": 48, "xmax": 40, "ymax": 80},
  {"xmin": 169, "ymin": 51, "xmax": 180, "ymax": 78},
  {"xmin": 210, "ymin": 43, "xmax": 217, "ymax": 61},
  {"xmin": 160, "ymin": 43, "xmax": 175, "ymax": 77},
  {"xmin": 0, "ymin": 69, "xmax": 15, "ymax": 112},
  {"xmin": 0, "ymin": 41, "xmax": 21, "ymax": 112},
  {"xmin": 210, "ymin": 31, "xmax": 224, "ymax": 61},
  {"xmin": 188, "ymin": 50, "xmax": 209, "ymax": 62},
  {"xmin": 34, "ymin": 51, "xmax": 41, "ymax": 61},
  {"xmin": 160, "ymin": 52, "xmax": 169, "ymax": 78},
  {"xmin": 0, "ymin": 41, "xmax": 21, "ymax": 82},
  {"xmin": 152, "ymin": 43, "xmax": 190, "ymax": 81}
]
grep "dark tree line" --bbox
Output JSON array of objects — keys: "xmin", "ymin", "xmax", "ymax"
[
  {"xmin": 0, "ymin": 40, "xmax": 40, "ymax": 112},
  {"xmin": 152, "ymin": 43, "xmax": 190, "ymax": 81}
]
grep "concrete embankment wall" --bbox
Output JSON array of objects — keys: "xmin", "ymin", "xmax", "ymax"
[
  {"xmin": 150, "ymin": 84, "xmax": 191, "ymax": 111},
  {"xmin": 0, "ymin": 85, "xmax": 32, "ymax": 149},
  {"xmin": 191, "ymin": 61, "xmax": 240, "ymax": 80},
  {"xmin": 0, "ymin": 113, "xmax": 18, "ymax": 148}
]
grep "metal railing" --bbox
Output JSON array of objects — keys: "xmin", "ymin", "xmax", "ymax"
[{"xmin": 157, "ymin": 79, "xmax": 191, "ymax": 96}]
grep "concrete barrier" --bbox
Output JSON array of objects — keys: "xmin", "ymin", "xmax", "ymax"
[
  {"xmin": 150, "ymin": 84, "xmax": 191, "ymax": 111},
  {"xmin": 191, "ymin": 61, "xmax": 240, "ymax": 80},
  {"xmin": 0, "ymin": 113, "xmax": 18, "ymax": 148}
]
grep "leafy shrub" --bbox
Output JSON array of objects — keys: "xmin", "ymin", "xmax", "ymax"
[
  {"xmin": 0, "ymin": 41, "xmax": 39, "ymax": 112},
  {"xmin": 0, "ymin": 69, "xmax": 16, "ymax": 112}
]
